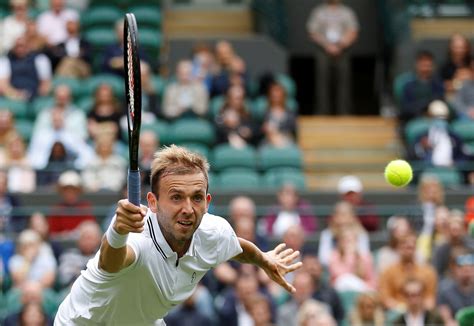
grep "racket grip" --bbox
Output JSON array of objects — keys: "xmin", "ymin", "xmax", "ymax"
[{"xmin": 128, "ymin": 169, "xmax": 141, "ymax": 207}]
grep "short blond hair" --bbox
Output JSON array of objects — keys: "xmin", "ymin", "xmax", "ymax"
[{"xmin": 150, "ymin": 145, "xmax": 209, "ymax": 195}]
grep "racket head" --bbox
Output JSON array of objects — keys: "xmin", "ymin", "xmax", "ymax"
[{"xmin": 124, "ymin": 13, "xmax": 142, "ymax": 171}]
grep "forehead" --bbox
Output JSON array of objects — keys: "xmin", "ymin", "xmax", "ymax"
[{"xmin": 160, "ymin": 172, "xmax": 207, "ymax": 192}]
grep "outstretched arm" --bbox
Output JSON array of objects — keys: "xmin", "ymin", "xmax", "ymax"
[{"xmin": 232, "ymin": 238, "xmax": 302, "ymax": 293}]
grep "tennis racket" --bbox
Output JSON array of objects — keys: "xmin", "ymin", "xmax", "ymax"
[{"xmin": 124, "ymin": 13, "xmax": 142, "ymax": 207}]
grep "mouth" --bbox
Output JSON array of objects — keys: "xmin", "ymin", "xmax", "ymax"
[{"xmin": 177, "ymin": 221, "xmax": 193, "ymax": 229}]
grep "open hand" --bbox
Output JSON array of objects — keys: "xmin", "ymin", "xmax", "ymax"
[{"xmin": 261, "ymin": 243, "xmax": 303, "ymax": 293}]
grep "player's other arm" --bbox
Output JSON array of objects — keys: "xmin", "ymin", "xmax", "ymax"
[
  {"xmin": 232, "ymin": 237, "xmax": 302, "ymax": 293},
  {"xmin": 99, "ymin": 200, "xmax": 146, "ymax": 273}
]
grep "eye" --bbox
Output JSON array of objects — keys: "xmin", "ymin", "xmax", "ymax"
[
  {"xmin": 171, "ymin": 194, "xmax": 181, "ymax": 201},
  {"xmin": 193, "ymin": 195, "xmax": 204, "ymax": 202}
]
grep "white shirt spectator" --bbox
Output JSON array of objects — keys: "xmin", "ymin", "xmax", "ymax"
[
  {"xmin": 37, "ymin": 8, "xmax": 78, "ymax": 45},
  {"xmin": 32, "ymin": 106, "xmax": 88, "ymax": 142},
  {"xmin": 0, "ymin": 15, "xmax": 27, "ymax": 54}
]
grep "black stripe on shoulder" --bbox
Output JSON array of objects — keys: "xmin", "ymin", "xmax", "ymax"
[{"xmin": 147, "ymin": 219, "xmax": 167, "ymax": 259}]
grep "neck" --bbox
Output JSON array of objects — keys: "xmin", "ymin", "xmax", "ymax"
[
  {"xmin": 157, "ymin": 220, "xmax": 191, "ymax": 257},
  {"xmin": 408, "ymin": 306, "xmax": 423, "ymax": 315}
]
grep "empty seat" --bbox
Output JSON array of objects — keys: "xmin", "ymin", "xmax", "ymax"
[
  {"xmin": 140, "ymin": 119, "xmax": 171, "ymax": 145},
  {"xmin": 212, "ymin": 144, "xmax": 257, "ymax": 171},
  {"xmin": 259, "ymin": 145, "xmax": 303, "ymax": 171},
  {"xmin": 0, "ymin": 97, "xmax": 29, "ymax": 120},
  {"xmin": 15, "ymin": 119, "xmax": 34, "ymax": 142},
  {"xmin": 180, "ymin": 142, "xmax": 210, "ymax": 158},
  {"xmin": 217, "ymin": 169, "xmax": 260, "ymax": 190},
  {"xmin": 263, "ymin": 168, "xmax": 306, "ymax": 190},
  {"xmin": 452, "ymin": 120, "xmax": 474, "ymax": 142},
  {"xmin": 404, "ymin": 118, "xmax": 431, "ymax": 145},
  {"xmin": 81, "ymin": 6, "xmax": 122, "ymax": 30},
  {"xmin": 169, "ymin": 119, "xmax": 215, "ymax": 146},
  {"xmin": 128, "ymin": 6, "xmax": 161, "ymax": 29}
]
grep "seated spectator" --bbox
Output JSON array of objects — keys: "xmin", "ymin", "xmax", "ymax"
[
  {"xmin": 260, "ymin": 82, "xmax": 297, "ymax": 148},
  {"xmin": 378, "ymin": 233, "xmax": 437, "ymax": 312},
  {"xmin": 230, "ymin": 196, "xmax": 268, "ymax": 250},
  {"xmin": 301, "ymin": 254, "xmax": 345, "ymax": 323},
  {"xmin": 0, "ymin": 0, "xmax": 30, "ymax": 55},
  {"xmin": 263, "ymin": 183, "xmax": 316, "ymax": 237},
  {"xmin": 47, "ymin": 18, "xmax": 91, "ymax": 78},
  {"xmin": 37, "ymin": 0, "xmax": 78, "ymax": 46},
  {"xmin": 38, "ymin": 140, "xmax": 76, "ymax": 187},
  {"xmin": 162, "ymin": 59, "xmax": 209, "ymax": 120},
  {"xmin": 337, "ymin": 175, "xmax": 380, "ymax": 231},
  {"xmin": 439, "ymin": 33, "xmax": 472, "ymax": 99},
  {"xmin": 28, "ymin": 106, "xmax": 94, "ymax": 171},
  {"xmin": 0, "ymin": 36, "xmax": 52, "ymax": 100},
  {"xmin": 191, "ymin": 42, "xmax": 217, "ymax": 93},
  {"xmin": 139, "ymin": 130, "xmax": 159, "ymax": 187},
  {"xmin": 215, "ymin": 85, "xmax": 256, "ymax": 148},
  {"xmin": 28, "ymin": 211, "xmax": 62, "ymax": 262},
  {"xmin": 24, "ymin": 19, "xmax": 47, "ymax": 53},
  {"xmin": 410, "ymin": 173, "xmax": 445, "ymax": 232},
  {"xmin": 33, "ymin": 84, "xmax": 88, "ymax": 141},
  {"xmin": 2, "ymin": 133, "xmax": 36, "ymax": 193},
  {"xmin": 87, "ymin": 83, "xmax": 123, "ymax": 141},
  {"xmin": 432, "ymin": 210, "xmax": 474, "ymax": 279},
  {"xmin": 329, "ymin": 227, "xmax": 376, "ymax": 292},
  {"xmin": 349, "ymin": 292, "xmax": 385, "ymax": 326},
  {"xmin": 58, "ymin": 220, "xmax": 101, "ymax": 288},
  {"xmin": 277, "ymin": 271, "xmax": 326, "ymax": 326},
  {"xmin": 417, "ymin": 205, "xmax": 450, "ymax": 263},
  {"xmin": 399, "ymin": 50, "xmax": 444, "ymax": 123},
  {"xmin": 297, "ymin": 302, "xmax": 335, "ymax": 326},
  {"xmin": 164, "ymin": 286, "xmax": 213, "ymax": 326},
  {"xmin": 437, "ymin": 247, "xmax": 474, "ymax": 325},
  {"xmin": 247, "ymin": 293, "xmax": 274, "ymax": 326},
  {"xmin": 413, "ymin": 100, "xmax": 468, "ymax": 167},
  {"xmin": 0, "ymin": 169, "xmax": 24, "ymax": 232},
  {"xmin": 4, "ymin": 301, "xmax": 52, "ymax": 326},
  {"xmin": 47, "ymin": 170, "xmax": 96, "ymax": 237},
  {"xmin": 318, "ymin": 201, "xmax": 370, "ymax": 266},
  {"xmin": 82, "ymin": 132, "xmax": 126, "ymax": 192},
  {"xmin": 393, "ymin": 277, "xmax": 443, "ymax": 325},
  {"xmin": 451, "ymin": 56, "xmax": 474, "ymax": 119},
  {"xmin": 8, "ymin": 229, "xmax": 56, "ymax": 288}
]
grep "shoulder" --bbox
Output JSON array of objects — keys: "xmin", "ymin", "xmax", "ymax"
[{"xmin": 197, "ymin": 213, "xmax": 233, "ymax": 236}]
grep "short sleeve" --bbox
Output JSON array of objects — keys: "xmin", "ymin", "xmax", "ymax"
[
  {"xmin": 8, "ymin": 255, "xmax": 23, "ymax": 273},
  {"xmin": 306, "ymin": 7, "xmax": 322, "ymax": 34},
  {"xmin": 344, "ymin": 7, "xmax": 359, "ymax": 30},
  {"xmin": 34, "ymin": 54, "xmax": 52, "ymax": 80},
  {"xmin": 0, "ymin": 57, "xmax": 11, "ymax": 79},
  {"xmin": 216, "ymin": 219, "xmax": 242, "ymax": 265},
  {"xmin": 126, "ymin": 232, "xmax": 147, "ymax": 267}
]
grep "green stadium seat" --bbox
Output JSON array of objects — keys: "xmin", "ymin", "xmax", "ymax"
[
  {"xmin": 52, "ymin": 77, "xmax": 84, "ymax": 100},
  {"xmin": 263, "ymin": 168, "xmax": 306, "ymax": 190},
  {"xmin": 259, "ymin": 146, "xmax": 303, "ymax": 171},
  {"xmin": 84, "ymin": 28, "xmax": 117, "ymax": 49},
  {"xmin": 139, "ymin": 29, "xmax": 162, "ymax": 62},
  {"xmin": 81, "ymin": 6, "xmax": 122, "ymax": 30},
  {"xmin": 141, "ymin": 119, "xmax": 171, "ymax": 145},
  {"xmin": 15, "ymin": 119, "xmax": 34, "ymax": 142},
  {"xmin": 421, "ymin": 167, "xmax": 463, "ymax": 187},
  {"xmin": 85, "ymin": 74, "xmax": 124, "ymax": 98},
  {"xmin": 169, "ymin": 119, "xmax": 215, "ymax": 146},
  {"xmin": 452, "ymin": 120, "xmax": 474, "ymax": 142},
  {"xmin": 393, "ymin": 72, "xmax": 415, "ymax": 106},
  {"xmin": 31, "ymin": 96, "xmax": 54, "ymax": 116},
  {"xmin": 150, "ymin": 75, "xmax": 166, "ymax": 98},
  {"xmin": 0, "ymin": 97, "xmax": 29, "ymax": 120},
  {"xmin": 217, "ymin": 168, "xmax": 261, "ymax": 190},
  {"xmin": 212, "ymin": 144, "xmax": 257, "ymax": 171},
  {"xmin": 180, "ymin": 142, "xmax": 210, "ymax": 158},
  {"xmin": 77, "ymin": 96, "xmax": 94, "ymax": 114},
  {"xmin": 456, "ymin": 306, "xmax": 474, "ymax": 326},
  {"xmin": 404, "ymin": 118, "xmax": 431, "ymax": 145},
  {"xmin": 276, "ymin": 73, "xmax": 296, "ymax": 98},
  {"xmin": 89, "ymin": 0, "xmax": 128, "ymax": 8},
  {"xmin": 338, "ymin": 290, "xmax": 360, "ymax": 316},
  {"xmin": 128, "ymin": 6, "xmax": 161, "ymax": 29}
]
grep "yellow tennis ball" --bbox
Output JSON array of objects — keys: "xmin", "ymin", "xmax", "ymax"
[{"xmin": 384, "ymin": 159, "xmax": 413, "ymax": 187}]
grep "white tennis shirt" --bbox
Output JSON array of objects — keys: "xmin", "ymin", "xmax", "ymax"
[{"xmin": 55, "ymin": 211, "xmax": 243, "ymax": 325}]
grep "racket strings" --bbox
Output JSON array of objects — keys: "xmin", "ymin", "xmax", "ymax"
[{"xmin": 127, "ymin": 30, "xmax": 135, "ymax": 122}]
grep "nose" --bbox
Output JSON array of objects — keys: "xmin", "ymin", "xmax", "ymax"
[{"xmin": 181, "ymin": 198, "xmax": 193, "ymax": 215}]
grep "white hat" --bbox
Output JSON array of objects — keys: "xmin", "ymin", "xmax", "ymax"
[
  {"xmin": 58, "ymin": 170, "xmax": 82, "ymax": 188},
  {"xmin": 428, "ymin": 100, "xmax": 449, "ymax": 119},
  {"xmin": 337, "ymin": 175, "xmax": 363, "ymax": 194}
]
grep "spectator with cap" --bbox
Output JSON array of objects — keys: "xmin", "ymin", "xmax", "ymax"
[
  {"xmin": 0, "ymin": 0, "xmax": 30, "ymax": 55},
  {"xmin": 37, "ymin": 0, "xmax": 78, "ymax": 46},
  {"xmin": 337, "ymin": 175, "xmax": 380, "ymax": 231},
  {"xmin": 47, "ymin": 170, "xmax": 96, "ymax": 237}
]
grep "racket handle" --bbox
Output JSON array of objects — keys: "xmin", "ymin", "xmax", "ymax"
[{"xmin": 128, "ymin": 169, "xmax": 141, "ymax": 207}]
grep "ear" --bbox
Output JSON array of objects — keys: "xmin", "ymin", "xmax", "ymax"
[
  {"xmin": 147, "ymin": 192, "xmax": 158, "ymax": 213},
  {"xmin": 206, "ymin": 193, "xmax": 212, "ymax": 212}
]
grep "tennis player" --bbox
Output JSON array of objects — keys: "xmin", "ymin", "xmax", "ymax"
[{"xmin": 55, "ymin": 145, "xmax": 302, "ymax": 325}]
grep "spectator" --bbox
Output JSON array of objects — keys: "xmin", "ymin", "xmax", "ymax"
[
  {"xmin": 162, "ymin": 59, "xmax": 208, "ymax": 120},
  {"xmin": 451, "ymin": 56, "xmax": 474, "ymax": 119},
  {"xmin": 0, "ymin": 35, "xmax": 52, "ymax": 100},
  {"xmin": 432, "ymin": 210, "xmax": 474, "ymax": 279},
  {"xmin": 28, "ymin": 106, "xmax": 94, "ymax": 171},
  {"xmin": 376, "ymin": 216, "xmax": 413, "ymax": 272},
  {"xmin": 58, "ymin": 220, "xmax": 101, "ymax": 288},
  {"xmin": 33, "ymin": 84, "xmax": 88, "ymax": 141},
  {"xmin": 4, "ymin": 302, "xmax": 52, "ymax": 326},
  {"xmin": 0, "ymin": 169, "xmax": 24, "ymax": 232},
  {"xmin": 417, "ymin": 205, "xmax": 450, "ymax": 263},
  {"xmin": 399, "ymin": 50, "xmax": 444, "ymax": 123},
  {"xmin": 24, "ymin": 19, "xmax": 47, "ymax": 53},
  {"xmin": 393, "ymin": 278, "xmax": 443, "ymax": 325},
  {"xmin": 164, "ymin": 286, "xmax": 213, "ymax": 326},
  {"xmin": 264, "ymin": 183, "xmax": 317, "ymax": 237},
  {"xmin": 47, "ymin": 170, "xmax": 96, "ymax": 237},
  {"xmin": 306, "ymin": 0, "xmax": 359, "ymax": 115},
  {"xmin": 28, "ymin": 211, "xmax": 62, "ymax": 262},
  {"xmin": 378, "ymin": 233, "xmax": 438, "ymax": 312},
  {"xmin": 302, "ymin": 254, "xmax": 345, "ymax": 323},
  {"xmin": 8, "ymin": 229, "xmax": 56, "ymax": 288},
  {"xmin": 318, "ymin": 201, "xmax": 370, "ymax": 266},
  {"xmin": 349, "ymin": 292, "xmax": 385, "ymax": 326},
  {"xmin": 297, "ymin": 302, "xmax": 335, "ymax": 326},
  {"xmin": 38, "ymin": 140, "xmax": 76, "ymax": 187},
  {"xmin": 82, "ymin": 132, "xmax": 126, "ymax": 192},
  {"xmin": 37, "ymin": 0, "xmax": 78, "ymax": 46},
  {"xmin": 412, "ymin": 174, "xmax": 445, "ymax": 232},
  {"xmin": 47, "ymin": 18, "xmax": 91, "ymax": 78},
  {"xmin": 87, "ymin": 83, "xmax": 123, "ymax": 141},
  {"xmin": 337, "ymin": 175, "xmax": 380, "ymax": 231},
  {"xmin": 191, "ymin": 42, "xmax": 217, "ymax": 93},
  {"xmin": 440, "ymin": 33, "xmax": 472, "ymax": 98},
  {"xmin": 277, "ymin": 271, "xmax": 325, "ymax": 326},
  {"xmin": 138, "ymin": 130, "xmax": 159, "ymax": 187},
  {"xmin": 0, "ymin": 0, "xmax": 30, "ymax": 55},
  {"xmin": 437, "ymin": 247, "xmax": 474, "ymax": 325},
  {"xmin": 413, "ymin": 100, "xmax": 467, "ymax": 167},
  {"xmin": 329, "ymin": 227, "xmax": 376, "ymax": 291},
  {"xmin": 2, "ymin": 133, "xmax": 36, "ymax": 193},
  {"xmin": 261, "ymin": 82, "xmax": 297, "ymax": 148},
  {"xmin": 215, "ymin": 85, "xmax": 256, "ymax": 148}
]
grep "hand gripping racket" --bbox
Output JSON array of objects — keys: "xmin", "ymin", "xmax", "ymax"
[{"xmin": 124, "ymin": 13, "xmax": 142, "ymax": 207}]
